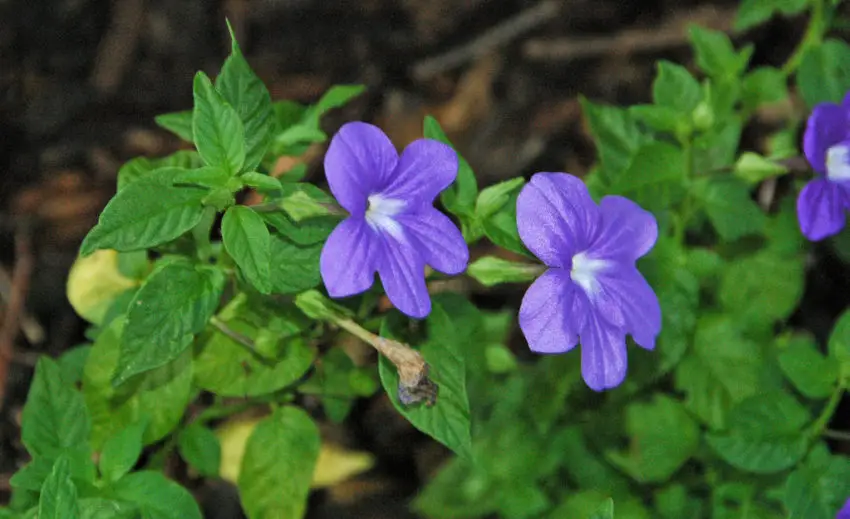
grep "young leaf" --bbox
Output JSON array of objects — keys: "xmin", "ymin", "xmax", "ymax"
[
  {"xmin": 115, "ymin": 261, "xmax": 225, "ymax": 384},
  {"xmin": 178, "ymin": 423, "xmax": 221, "ymax": 478},
  {"xmin": 482, "ymin": 189, "xmax": 531, "ymax": 257},
  {"xmin": 379, "ymin": 295, "xmax": 474, "ymax": 459},
  {"xmin": 117, "ymin": 151, "xmax": 202, "ymax": 191},
  {"xmin": 706, "ymin": 390, "xmax": 810, "ymax": 473},
  {"xmin": 653, "ymin": 61, "xmax": 701, "ymax": 113},
  {"xmin": 797, "ymin": 39, "xmax": 850, "ymax": 108},
  {"xmin": 83, "ymin": 319, "xmax": 193, "ymax": 449},
  {"xmin": 80, "ymin": 168, "xmax": 208, "ymax": 256},
  {"xmin": 778, "ymin": 335, "xmax": 839, "ymax": 399},
  {"xmin": 741, "ymin": 67, "xmax": 788, "ymax": 108},
  {"xmin": 222, "ymin": 206, "xmax": 272, "ymax": 294},
  {"xmin": 734, "ymin": 152, "xmax": 788, "ymax": 184},
  {"xmin": 38, "ymin": 456, "xmax": 79, "ymax": 519},
  {"xmin": 268, "ymin": 233, "xmax": 323, "ymax": 294},
  {"xmin": 735, "ymin": 0, "xmax": 808, "ymax": 31},
  {"xmin": 172, "ymin": 166, "xmax": 231, "ymax": 189},
  {"xmin": 629, "ymin": 105, "xmax": 685, "ymax": 134},
  {"xmin": 423, "ymin": 116, "xmax": 478, "ymax": 221},
  {"xmin": 154, "ymin": 111, "xmax": 194, "ymax": 142},
  {"xmin": 112, "ymin": 471, "xmax": 202, "ymax": 519},
  {"xmin": 215, "ymin": 22, "xmax": 274, "ymax": 171},
  {"xmin": 240, "ymin": 172, "xmax": 282, "ymax": 192},
  {"xmin": 238, "ymin": 407, "xmax": 320, "ymax": 519},
  {"xmin": 193, "ymin": 71, "xmax": 246, "ymax": 175},
  {"xmin": 474, "ymin": 178, "xmax": 525, "ymax": 220},
  {"xmin": 688, "ymin": 25, "xmax": 750, "ymax": 79},
  {"xmin": 467, "ymin": 256, "xmax": 543, "ymax": 287},
  {"xmin": 691, "ymin": 177, "xmax": 766, "ymax": 241},
  {"xmin": 611, "ymin": 141, "xmax": 687, "ymax": 212},
  {"xmin": 293, "ymin": 290, "xmax": 354, "ymax": 322},
  {"xmin": 98, "ymin": 419, "xmax": 148, "ymax": 483},
  {"xmin": 579, "ymin": 97, "xmax": 646, "ymax": 182},
  {"xmin": 310, "ymin": 85, "xmax": 366, "ymax": 119},
  {"xmin": 21, "ymin": 358, "xmax": 91, "ymax": 459}
]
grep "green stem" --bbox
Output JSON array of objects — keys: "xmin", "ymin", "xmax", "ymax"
[
  {"xmin": 192, "ymin": 206, "xmax": 217, "ymax": 263},
  {"xmin": 781, "ymin": 0, "xmax": 827, "ymax": 78},
  {"xmin": 809, "ymin": 383, "xmax": 844, "ymax": 438}
]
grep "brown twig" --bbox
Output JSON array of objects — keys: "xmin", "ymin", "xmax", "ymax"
[
  {"xmin": 411, "ymin": 0, "xmax": 560, "ymax": 81},
  {"xmin": 0, "ymin": 225, "xmax": 34, "ymax": 409},
  {"xmin": 0, "ymin": 266, "xmax": 44, "ymax": 345},
  {"xmin": 90, "ymin": 0, "xmax": 147, "ymax": 94}
]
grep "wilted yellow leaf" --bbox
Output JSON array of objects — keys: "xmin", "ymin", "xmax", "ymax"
[
  {"xmin": 67, "ymin": 249, "xmax": 138, "ymax": 324},
  {"xmin": 215, "ymin": 415, "xmax": 374, "ymax": 488}
]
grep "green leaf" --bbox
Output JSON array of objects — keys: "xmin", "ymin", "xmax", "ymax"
[
  {"xmin": 172, "ymin": 166, "xmax": 231, "ymax": 189},
  {"xmin": 193, "ymin": 71, "xmax": 246, "ymax": 174},
  {"xmin": 735, "ymin": 0, "xmax": 809, "ymax": 31},
  {"xmin": 216, "ymin": 22, "xmax": 274, "ymax": 171},
  {"xmin": 311, "ymin": 85, "xmax": 365, "ymax": 119},
  {"xmin": 268, "ymin": 233, "xmax": 323, "ymax": 294},
  {"xmin": 154, "ymin": 111, "xmax": 194, "ymax": 142},
  {"xmin": 688, "ymin": 25, "xmax": 750, "ymax": 78},
  {"xmin": 691, "ymin": 177, "xmax": 766, "ymax": 240},
  {"xmin": 653, "ymin": 61, "xmax": 701, "ymax": 113},
  {"xmin": 21, "ymin": 358, "xmax": 90, "ymax": 459},
  {"xmin": 178, "ymin": 423, "xmax": 221, "ymax": 478},
  {"xmin": 293, "ymin": 289, "xmax": 353, "ymax": 322},
  {"xmin": 482, "ymin": 189, "xmax": 531, "ymax": 257},
  {"xmin": 238, "ymin": 407, "xmax": 320, "ymax": 519},
  {"xmin": 194, "ymin": 294, "xmax": 315, "ymax": 397},
  {"xmin": 742, "ymin": 67, "xmax": 788, "ymax": 107},
  {"xmin": 298, "ymin": 347, "xmax": 377, "ymax": 422},
  {"xmin": 115, "ymin": 261, "xmax": 224, "ymax": 383},
  {"xmin": 580, "ymin": 97, "xmax": 646, "ymax": 182},
  {"xmin": 475, "ymin": 178, "xmax": 525, "ymax": 220},
  {"xmin": 99, "ymin": 419, "xmax": 147, "ymax": 482},
  {"xmin": 80, "ymin": 168, "xmax": 208, "ymax": 256},
  {"xmin": 654, "ymin": 485, "xmax": 703, "ymax": 519},
  {"xmin": 628, "ymin": 105, "xmax": 685, "ymax": 134},
  {"xmin": 240, "ymin": 172, "xmax": 282, "ymax": 192},
  {"xmin": 692, "ymin": 116, "xmax": 742, "ymax": 172},
  {"xmin": 58, "ymin": 346, "xmax": 92, "ymax": 385},
  {"xmin": 589, "ymin": 498, "xmax": 614, "ymax": 519},
  {"xmin": 117, "ymin": 151, "xmax": 202, "ymax": 191},
  {"xmin": 828, "ymin": 309, "xmax": 850, "ymax": 376},
  {"xmin": 778, "ymin": 334, "xmax": 839, "ymax": 399},
  {"xmin": 38, "ymin": 456, "xmax": 79, "ymax": 519},
  {"xmin": 278, "ymin": 183, "xmax": 335, "ymax": 221},
  {"xmin": 379, "ymin": 294, "xmax": 473, "ymax": 459},
  {"xmin": 734, "ymin": 152, "xmax": 788, "ymax": 184},
  {"xmin": 706, "ymin": 390, "xmax": 810, "ymax": 473},
  {"xmin": 719, "ymin": 251, "xmax": 803, "ymax": 332},
  {"xmin": 784, "ymin": 448, "xmax": 850, "ymax": 519},
  {"xmin": 77, "ymin": 498, "xmax": 137, "ymax": 519},
  {"xmin": 261, "ymin": 210, "xmax": 339, "ymax": 245},
  {"xmin": 549, "ymin": 490, "xmax": 649, "ymax": 519},
  {"xmin": 10, "ymin": 449, "xmax": 94, "ymax": 493},
  {"xmin": 674, "ymin": 315, "xmax": 763, "ymax": 429},
  {"xmin": 606, "ymin": 395, "xmax": 699, "ymax": 483},
  {"xmin": 467, "ymin": 256, "xmax": 542, "ymax": 286},
  {"xmin": 84, "ymin": 318, "xmax": 194, "ymax": 448},
  {"xmin": 798, "ymin": 39, "xmax": 850, "ymax": 108},
  {"xmin": 423, "ymin": 116, "xmax": 478, "ymax": 221},
  {"xmin": 112, "ymin": 471, "xmax": 202, "ymax": 519},
  {"xmin": 611, "ymin": 142, "xmax": 686, "ymax": 212},
  {"xmin": 222, "ymin": 206, "xmax": 272, "ymax": 294}
]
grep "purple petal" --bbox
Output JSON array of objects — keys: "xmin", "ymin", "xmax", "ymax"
[
  {"xmin": 396, "ymin": 207, "xmax": 469, "ymax": 275},
  {"xmin": 797, "ymin": 178, "xmax": 849, "ymax": 241},
  {"xmin": 837, "ymin": 497, "xmax": 850, "ymax": 519},
  {"xmin": 377, "ymin": 234, "xmax": 431, "ymax": 318},
  {"xmin": 804, "ymin": 102, "xmax": 849, "ymax": 174},
  {"xmin": 381, "ymin": 139, "xmax": 458, "ymax": 208},
  {"xmin": 324, "ymin": 122, "xmax": 399, "ymax": 214},
  {"xmin": 519, "ymin": 269, "xmax": 581, "ymax": 354},
  {"xmin": 579, "ymin": 307, "xmax": 628, "ymax": 391},
  {"xmin": 320, "ymin": 217, "xmax": 378, "ymax": 297},
  {"xmin": 592, "ymin": 265, "xmax": 661, "ymax": 350},
  {"xmin": 588, "ymin": 196, "xmax": 658, "ymax": 262},
  {"xmin": 516, "ymin": 173, "xmax": 600, "ymax": 268}
]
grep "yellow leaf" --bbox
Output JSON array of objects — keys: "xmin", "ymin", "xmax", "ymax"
[
  {"xmin": 215, "ymin": 415, "xmax": 262, "ymax": 485},
  {"xmin": 66, "ymin": 249, "xmax": 138, "ymax": 324}
]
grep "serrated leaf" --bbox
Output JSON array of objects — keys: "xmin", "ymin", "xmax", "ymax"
[
  {"xmin": 117, "ymin": 151, "xmax": 202, "ymax": 191},
  {"xmin": 216, "ymin": 23, "xmax": 274, "ymax": 171},
  {"xmin": 154, "ymin": 111, "xmax": 194, "ymax": 142},
  {"xmin": 653, "ymin": 61, "xmax": 701, "ymax": 113},
  {"xmin": 580, "ymin": 97, "xmax": 647, "ymax": 182},
  {"xmin": 80, "ymin": 168, "xmax": 207, "ymax": 256},
  {"xmin": 798, "ymin": 39, "xmax": 850, "ymax": 108},
  {"xmin": 688, "ymin": 25, "xmax": 750, "ymax": 78},
  {"xmin": 38, "ymin": 456, "xmax": 79, "ymax": 519},
  {"xmin": 241, "ymin": 172, "xmax": 282, "ymax": 192},
  {"xmin": 193, "ymin": 71, "xmax": 245, "ymax": 174},
  {"xmin": 178, "ymin": 423, "xmax": 221, "ymax": 478},
  {"xmin": 482, "ymin": 189, "xmax": 531, "ymax": 257},
  {"xmin": 268, "ymin": 233, "xmax": 323, "ymax": 294},
  {"xmin": 238, "ymin": 407, "xmax": 320, "ymax": 519},
  {"xmin": 735, "ymin": 0, "xmax": 809, "ymax": 31},
  {"xmin": 99, "ymin": 419, "xmax": 147, "ymax": 483},
  {"xmin": 172, "ymin": 166, "xmax": 231, "ymax": 189},
  {"xmin": 467, "ymin": 256, "xmax": 542, "ymax": 287},
  {"xmin": 115, "ymin": 261, "xmax": 224, "ymax": 383},
  {"xmin": 692, "ymin": 177, "xmax": 765, "ymax": 240},
  {"xmin": 112, "ymin": 471, "xmax": 202, "ymax": 519},
  {"xmin": 222, "ymin": 206, "xmax": 272, "ymax": 294},
  {"xmin": 611, "ymin": 142, "xmax": 686, "ymax": 212},
  {"xmin": 77, "ymin": 498, "xmax": 137, "ymax": 519},
  {"xmin": 706, "ymin": 390, "xmax": 810, "ymax": 473},
  {"xmin": 778, "ymin": 334, "xmax": 839, "ymax": 399},
  {"xmin": 379, "ymin": 295, "xmax": 473, "ymax": 459},
  {"xmin": 10, "ymin": 449, "xmax": 94, "ymax": 493},
  {"xmin": 423, "ymin": 116, "xmax": 477, "ymax": 221}
]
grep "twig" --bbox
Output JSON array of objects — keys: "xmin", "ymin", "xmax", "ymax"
[
  {"xmin": 90, "ymin": 0, "xmax": 147, "ymax": 94},
  {"xmin": 824, "ymin": 429, "xmax": 850, "ymax": 442},
  {"xmin": 0, "ymin": 266, "xmax": 44, "ymax": 345},
  {"xmin": 411, "ymin": 0, "xmax": 560, "ymax": 80},
  {"xmin": 0, "ymin": 226, "xmax": 34, "ymax": 409},
  {"xmin": 210, "ymin": 316, "xmax": 257, "ymax": 351}
]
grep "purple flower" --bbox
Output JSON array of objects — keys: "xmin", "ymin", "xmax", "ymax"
[
  {"xmin": 839, "ymin": 498, "xmax": 850, "ymax": 519},
  {"xmin": 319, "ymin": 122, "xmax": 468, "ymax": 318},
  {"xmin": 799, "ymin": 92, "xmax": 850, "ymax": 241},
  {"xmin": 516, "ymin": 173, "xmax": 661, "ymax": 391}
]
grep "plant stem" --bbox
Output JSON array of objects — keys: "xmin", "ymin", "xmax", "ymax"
[
  {"xmin": 823, "ymin": 429, "xmax": 850, "ymax": 442},
  {"xmin": 210, "ymin": 316, "xmax": 255, "ymax": 351},
  {"xmin": 809, "ymin": 383, "xmax": 845, "ymax": 438},
  {"xmin": 781, "ymin": 0, "xmax": 827, "ymax": 78},
  {"xmin": 192, "ymin": 206, "xmax": 217, "ymax": 263}
]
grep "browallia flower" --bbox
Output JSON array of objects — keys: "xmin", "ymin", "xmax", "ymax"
[
  {"xmin": 839, "ymin": 498, "xmax": 850, "ymax": 519},
  {"xmin": 798, "ymin": 92, "xmax": 850, "ymax": 241},
  {"xmin": 319, "ymin": 122, "xmax": 468, "ymax": 318},
  {"xmin": 516, "ymin": 173, "xmax": 661, "ymax": 391}
]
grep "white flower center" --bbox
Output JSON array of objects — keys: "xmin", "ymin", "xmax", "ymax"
[
  {"xmin": 570, "ymin": 252, "xmax": 610, "ymax": 298},
  {"xmin": 365, "ymin": 194, "xmax": 405, "ymax": 239},
  {"xmin": 826, "ymin": 143, "xmax": 850, "ymax": 182}
]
